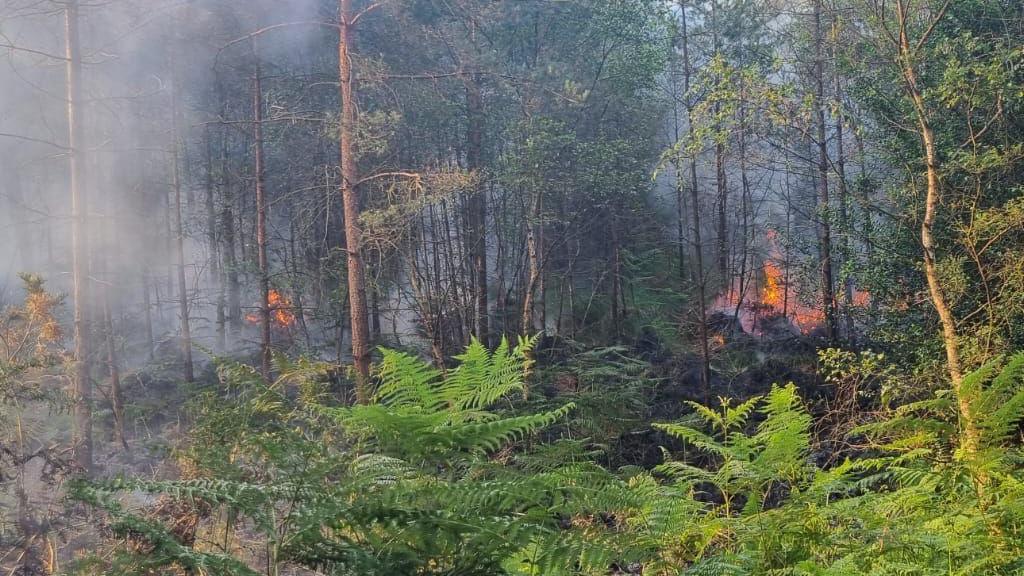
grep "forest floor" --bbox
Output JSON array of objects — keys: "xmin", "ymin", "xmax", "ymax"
[{"xmin": 4, "ymin": 324, "xmax": 834, "ymax": 573}]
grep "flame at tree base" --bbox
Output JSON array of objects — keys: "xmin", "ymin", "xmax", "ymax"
[
  {"xmin": 246, "ymin": 289, "xmax": 297, "ymax": 328},
  {"xmin": 712, "ymin": 231, "xmax": 868, "ymax": 338},
  {"xmin": 712, "ymin": 262, "xmax": 824, "ymax": 337}
]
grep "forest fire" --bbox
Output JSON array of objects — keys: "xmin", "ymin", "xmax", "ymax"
[
  {"xmin": 762, "ymin": 261, "xmax": 784, "ymax": 309},
  {"xmin": 1, "ymin": 0, "xmax": 1017, "ymax": 571},
  {"xmin": 246, "ymin": 289, "xmax": 296, "ymax": 328},
  {"xmin": 713, "ymin": 262, "xmax": 822, "ymax": 336},
  {"xmin": 713, "ymin": 231, "xmax": 840, "ymax": 336}
]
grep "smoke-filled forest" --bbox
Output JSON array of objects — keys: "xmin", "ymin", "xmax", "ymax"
[{"xmin": 1, "ymin": 0, "xmax": 1023, "ymax": 573}]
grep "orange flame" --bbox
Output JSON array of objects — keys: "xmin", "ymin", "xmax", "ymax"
[
  {"xmin": 760, "ymin": 257, "xmax": 824, "ymax": 333},
  {"xmin": 713, "ymin": 229, "xmax": 872, "ymax": 336},
  {"xmin": 762, "ymin": 261, "xmax": 784, "ymax": 309},
  {"xmin": 246, "ymin": 289, "xmax": 296, "ymax": 327}
]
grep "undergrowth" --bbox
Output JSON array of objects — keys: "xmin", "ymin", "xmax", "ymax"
[{"xmin": 69, "ymin": 344, "xmax": 1024, "ymax": 575}]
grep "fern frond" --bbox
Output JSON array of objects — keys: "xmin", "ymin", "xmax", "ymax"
[
  {"xmin": 374, "ymin": 347, "xmax": 444, "ymax": 409},
  {"xmin": 654, "ymin": 422, "xmax": 730, "ymax": 457}
]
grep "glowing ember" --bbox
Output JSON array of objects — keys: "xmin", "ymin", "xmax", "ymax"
[
  {"xmin": 246, "ymin": 289, "xmax": 297, "ymax": 327},
  {"xmin": 852, "ymin": 289, "xmax": 871, "ymax": 307}
]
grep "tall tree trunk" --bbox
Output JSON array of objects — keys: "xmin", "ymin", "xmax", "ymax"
[
  {"xmin": 609, "ymin": 212, "xmax": 622, "ymax": 339},
  {"xmin": 732, "ymin": 100, "xmax": 752, "ymax": 322},
  {"xmin": 814, "ymin": 0, "xmax": 837, "ymax": 341},
  {"xmin": 252, "ymin": 42, "xmax": 272, "ymax": 378},
  {"xmin": 205, "ymin": 126, "xmax": 225, "ymax": 352},
  {"xmin": 711, "ymin": 0, "xmax": 729, "ymax": 287},
  {"xmin": 894, "ymin": 8, "xmax": 978, "ymax": 457},
  {"xmin": 681, "ymin": 0, "xmax": 710, "ymax": 394},
  {"xmin": 339, "ymin": 0, "xmax": 372, "ymax": 402},
  {"xmin": 164, "ymin": 182, "xmax": 174, "ymax": 308},
  {"xmin": 731, "ymin": 9, "xmax": 753, "ymax": 323},
  {"xmin": 832, "ymin": 13, "xmax": 855, "ymax": 340},
  {"xmin": 102, "ymin": 286, "xmax": 128, "ymax": 453},
  {"xmin": 440, "ymin": 199, "xmax": 466, "ymax": 348},
  {"xmin": 141, "ymin": 267, "xmax": 154, "ymax": 359},
  {"xmin": 98, "ymin": 162, "xmax": 128, "ymax": 455},
  {"xmin": 288, "ymin": 216, "xmax": 313, "ymax": 348},
  {"xmin": 170, "ymin": 50, "xmax": 194, "ymax": 383},
  {"xmin": 465, "ymin": 74, "xmax": 489, "ymax": 346},
  {"xmin": 523, "ymin": 189, "xmax": 543, "ymax": 335},
  {"xmin": 671, "ymin": 55, "xmax": 687, "ymax": 281},
  {"xmin": 676, "ymin": 157, "xmax": 688, "ymax": 281},
  {"xmin": 495, "ymin": 192, "xmax": 508, "ymax": 334},
  {"xmin": 851, "ymin": 120, "xmax": 875, "ymax": 266},
  {"xmin": 223, "ymin": 201, "xmax": 242, "ymax": 339},
  {"xmin": 65, "ymin": 0, "xmax": 92, "ymax": 474},
  {"xmin": 220, "ymin": 127, "xmax": 242, "ymax": 342},
  {"xmin": 715, "ymin": 149, "xmax": 728, "ymax": 286}
]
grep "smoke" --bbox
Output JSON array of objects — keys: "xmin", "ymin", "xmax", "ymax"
[{"xmin": 0, "ymin": 0, "xmax": 338, "ymax": 364}]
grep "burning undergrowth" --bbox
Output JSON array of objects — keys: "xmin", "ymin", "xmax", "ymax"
[
  {"xmin": 712, "ymin": 231, "xmax": 868, "ymax": 338},
  {"xmin": 245, "ymin": 289, "xmax": 297, "ymax": 329}
]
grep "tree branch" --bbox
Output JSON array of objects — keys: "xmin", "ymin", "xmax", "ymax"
[
  {"xmin": 355, "ymin": 171, "xmax": 422, "ymax": 187},
  {"xmin": 0, "ymin": 42, "xmax": 69, "ymax": 62},
  {"xmin": 349, "ymin": 1, "xmax": 388, "ymax": 27},
  {"xmin": 0, "ymin": 132, "xmax": 69, "ymax": 150}
]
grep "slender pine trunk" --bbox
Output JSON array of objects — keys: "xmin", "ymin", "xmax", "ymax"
[
  {"xmin": 339, "ymin": 0, "xmax": 372, "ymax": 401},
  {"xmin": 252, "ymin": 41, "xmax": 272, "ymax": 378}
]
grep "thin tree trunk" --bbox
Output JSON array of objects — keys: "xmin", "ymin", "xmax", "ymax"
[
  {"xmin": 98, "ymin": 158, "xmax": 128, "ymax": 455},
  {"xmin": 832, "ymin": 13, "xmax": 855, "ymax": 340},
  {"xmin": 412, "ymin": 210, "xmax": 444, "ymax": 368},
  {"xmin": 102, "ymin": 288, "xmax": 128, "ymax": 453},
  {"xmin": 609, "ymin": 213, "xmax": 622, "ymax": 339},
  {"xmin": 252, "ymin": 41, "xmax": 272, "ymax": 378},
  {"xmin": 339, "ymin": 0, "xmax": 372, "ymax": 402},
  {"xmin": 851, "ymin": 120, "xmax": 875, "ymax": 266},
  {"xmin": 141, "ymin": 267, "xmax": 154, "ymax": 359},
  {"xmin": 681, "ymin": 0, "xmax": 710, "ymax": 394},
  {"xmin": 65, "ymin": 0, "xmax": 92, "ymax": 474},
  {"xmin": 538, "ymin": 198, "xmax": 547, "ymax": 333},
  {"xmin": 523, "ymin": 189, "xmax": 543, "ymax": 335},
  {"xmin": 895, "ymin": 11, "xmax": 977, "ymax": 454},
  {"xmin": 814, "ymin": 0, "xmax": 837, "ymax": 341},
  {"xmin": 223, "ymin": 201, "xmax": 242, "ymax": 339},
  {"xmin": 287, "ymin": 216, "xmax": 313, "ymax": 348},
  {"xmin": 712, "ymin": 0, "xmax": 729, "ymax": 287},
  {"xmin": 671, "ymin": 53, "xmax": 687, "ymax": 281},
  {"xmin": 495, "ymin": 192, "xmax": 508, "ymax": 334},
  {"xmin": 205, "ymin": 125, "xmax": 225, "ymax": 352},
  {"xmin": 164, "ymin": 186, "xmax": 174, "ymax": 307},
  {"xmin": 440, "ymin": 199, "xmax": 465, "ymax": 348},
  {"xmin": 169, "ymin": 49, "xmax": 194, "ymax": 383},
  {"xmin": 732, "ymin": 100, "xmax": 752, "ymax": 323},
  {"xmin": 465, "ymin": 74, "xmax": 489, "ymax": 346},
  {"xmin": 220, "ymin": 123, "xmax": 241, "ymax": 342}
]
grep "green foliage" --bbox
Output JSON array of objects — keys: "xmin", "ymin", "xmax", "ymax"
[
  {"xmin": 72, "ymin": 339, "xmax": 1024, "ymax": 575},
  {"xmin": 844, "ymin": 0, "xmax": 1024, "ymax": 370},
  {"xmin": 531, "ymin": 343, "xmax": 657, "ymax": 466},
  {"xmin": 323, "ymin": 336, "xmax": 571, "ymax": 463},
  {"xmin": 73, "ymin": 338, "xmax": 649, "ymax": 575},
  {"xmin": 655, "ymin": 385, "xmax": 812, "ymax": 521},
  {"xmin": 640, "ymin": 353, "xmax": 1024, "ymax": 575}
]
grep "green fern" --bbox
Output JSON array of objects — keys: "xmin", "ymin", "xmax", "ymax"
[
  {"xmin": 73, "ymin": 338, "xmax": 643, "ymax": 575},
  {"xmin": 70, "ymin": 341, "xmax": 1024, "ymax": 576}
]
